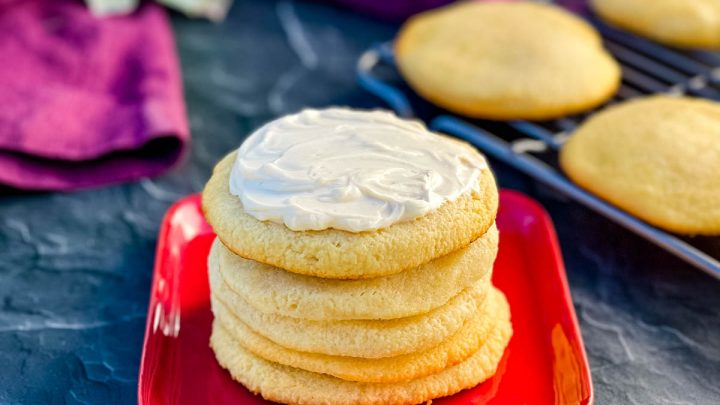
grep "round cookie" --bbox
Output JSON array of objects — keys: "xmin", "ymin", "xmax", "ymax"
[
  {"xmin": 212, "ymin": 223, "xmax": 498, "ymax": 321},
  {"xmin": 211, "ymin": 286, "xmax": 509, "ymax": 383},
  {"xmin": 560, "ymin": 95, "xmax": 720, "ymax": 235},
  {"xmin": 395, "ymin": 1, "xmax": 620, "ymax": 120},
  {"xmin": 209, "ymin": 305, "xmax": 513, "ymax": 405},
  {"xmin": 591, "ymin": 0, "xmax": 720, "ymax": 49},
  {"xmin": 203, "ymin": 152, "xmax": 498, "ymax": 279},
  {"xmin": 208, "ymin": 252, "xmax": 490, "ymax": 358}
]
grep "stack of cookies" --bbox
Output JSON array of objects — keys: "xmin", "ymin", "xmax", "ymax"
[{"xmin": 202, "ymin": 108, "xmax": 512, "ymax": 404}]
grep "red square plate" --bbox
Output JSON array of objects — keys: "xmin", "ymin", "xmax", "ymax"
[{"xmin": 138, "ymin": 190, "xmax": 592, "ymax": 405}]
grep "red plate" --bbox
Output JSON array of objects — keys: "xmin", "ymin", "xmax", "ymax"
[{"xmin": 138, "ymin": 190, "xmax": 592, "ymax": 405}]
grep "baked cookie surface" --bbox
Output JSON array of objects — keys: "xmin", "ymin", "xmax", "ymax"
[
  {"xmin": 211, "ymin": 286, "xmax": 509, "ymax": 383},
  {"xmin": 212, "ymin": 223, "xmax": 497, "ymax": 321},
  {"xmin": 202, "ymin": 152, "xmax": 498, "ymax": 279},
  {"xmin": 395, "ymin": 1, "xmax": 620, "ymax": 120},
  {"xmin": 592, "ymin": 0, "xmax": 720, "ymax": 49},
  {"xmin": 208, "ymin": 250, "xmax": 490, "ymax": 358},
  {"xmin": 210, "ymin": 302, "xmax": 512, "ymax": 405},
  {"xmin": 560, "ymin": 95, "xmax": 720, "ymax": 235}
]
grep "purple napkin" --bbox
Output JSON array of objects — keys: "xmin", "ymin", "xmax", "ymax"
[{"xmin": 0, "ymin": 0, "xmax": 188, "ymax": 191}]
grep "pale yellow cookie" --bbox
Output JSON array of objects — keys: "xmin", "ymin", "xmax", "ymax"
[
  {"xmin": 560, "ymin": 95, "xmax": 720, "ymax": 235},
  {"xmin": 202, "ymin": 152, "xmax": 498, "ymax": 279},
  {"xmin": 210, "ymin": 304, "xmax": 512, "ymax": 405},
  {"xmin": 212, "ymin": 223, "xmax": 498, "ymax": 321},
  {"xmin": 395, "ymin": 1, "xmax": 620, "ymax": 120},
  {"xmin": 208, "ymin": 251, "xmax": 490, "ymax": 358},
  {"xmin": 211, "ymin": 286, "xmax": 508, "ymax": 383},
  {"xmin": 592, "ymin": 0, "xmax": 720, "ymax": 49}
]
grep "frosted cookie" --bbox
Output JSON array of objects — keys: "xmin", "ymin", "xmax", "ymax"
[
  {"xmin": 210, "ymin": 304, "xmax": 513, "ymax": 405},
  {"xmin": 395, "ymin": 1, "xmax": 620, "ymax": 120},
  {"xmin": 211, "ymin": 223, "xmax": 498, "ymax": 321},
  {"xmin": 560, "ymin": 95, "xmax": 720, "ymax": 235},
  {"xmin": 202, "ymin": 108, "xmax": 498, "ymax": 279},
  {"xmin": 208, "ymin": 252, "xmax": 489, "ymax": 358},
  {"xmin": 211, "ymin": 286, "xmax": 509, "ymax": 383},
  {"xmin": 592, "ymin": 0, "xmax": 720, "ymax": 49}
]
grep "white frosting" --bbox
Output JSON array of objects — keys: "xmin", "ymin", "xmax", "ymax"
[{"xmin": 228, "ymin": 108, "xmax": 487, "ymax": 232}]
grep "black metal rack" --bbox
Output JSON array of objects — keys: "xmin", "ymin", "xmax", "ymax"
[{"xmin": 356, "ymin": 19, "xmax": 720, "ymax": 280}]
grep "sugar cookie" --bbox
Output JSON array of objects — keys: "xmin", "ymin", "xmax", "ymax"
[
  {"xmin": 592, "ymin": 0, "xmax": 720, "ymax": 49},
  {"xmin": 395, "ymin": 1, "xmax": 620, "ymax": 120},
  {"xmin": 208, "ymin": 251, "xmax": 490, "ymax": 358},
  {"xmin": 209, "ymin": 306, "xmax": 512, "ymax": 405},
  {"xmin": 203, "ymin": 152, "xmax": 498, "ymax": 279},
  {"xmin": 211, "ymin": 287, "xmax": 509, "ymax": 383},
  {"xmin": 560, "ymin": 95, "xmax": 720, "ymax": 235},
  {"xmin": 211, "ymin": 222, "xmax": 497, "ymax": 321}
]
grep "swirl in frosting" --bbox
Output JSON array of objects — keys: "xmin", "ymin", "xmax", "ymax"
[{"xmin": 228, "ymin": 108, "xmax": 487, "ymax": 232}]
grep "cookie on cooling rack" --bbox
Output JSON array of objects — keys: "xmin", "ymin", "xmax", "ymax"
[
  {"xmin": 394, "ymin": 1, "xmax": 621, "ymax": 120},
  {"xmin": 560, "ymin": 95, "xmax": 720, "ymax": 235},
  {"xmin": 591, "ymin": 0, "xmax": 720, "ymax": 49}
]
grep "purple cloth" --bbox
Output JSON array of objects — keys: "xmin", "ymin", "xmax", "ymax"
[
  {"xmin": 328, "ymin": 0, "xmax": 589, "ymax": 20},
  {"xmin": 0, "ymin": 0, "xmax": 188, "ymax": 191},
  {"xmin": 328, "ymin": 0, "xmax": 454, "ymax": 21}
]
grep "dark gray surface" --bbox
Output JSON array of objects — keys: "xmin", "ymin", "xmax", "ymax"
[{"xmin": 0, "ymin": 0, "xmax": 718, "ymax": 403}]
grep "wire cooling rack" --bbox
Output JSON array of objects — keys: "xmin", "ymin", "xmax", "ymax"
[{"xmin": 356, "ymin": 18, "xmax": 720, "ymax": 280}]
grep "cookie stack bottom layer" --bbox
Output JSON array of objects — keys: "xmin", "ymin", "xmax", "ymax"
[
  {"xmin": 210, "ymin": 309, "xmax": 511, "ymax": 405},
  {"xmin": 207, "ymin": 221, "xmax": 511, "ymax": 404},
  {"xmin": 211, "ymin": 284, "xmax": 510, "ymax": 383}
]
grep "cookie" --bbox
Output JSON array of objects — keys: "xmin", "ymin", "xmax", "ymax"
[
  {"xmin": 208, "ymin": 251, "xmax": 490, "ymax": 358},
  {"xmin": 592, "ymin": 0, "xmax": 720, "ymax": 49},
  {"xmin": 212, "ymin": 223, "xmax": 497, "ymax": 321},
  {"xmin": 560, "ymin": 95, "xmax": 720, "ymax": 235},
  {"xmin": 211, "ymin": 286, "xmax": 508, "ymax": 383},
  {"xmin": 209, "ymin": 303, "xmax": 512, "ymax": 405},
  {"xmin": 202, "ymin": 151, "xmax": 498, "ymax": 279},
  {"xmin": 395, "ymin": 1, "xmax": 620, "ymax": 120}
]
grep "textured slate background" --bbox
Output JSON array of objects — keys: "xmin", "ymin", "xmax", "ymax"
[{"xmin": 0, "ymin": 0, "xmax": 718, "ymax": 403}]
